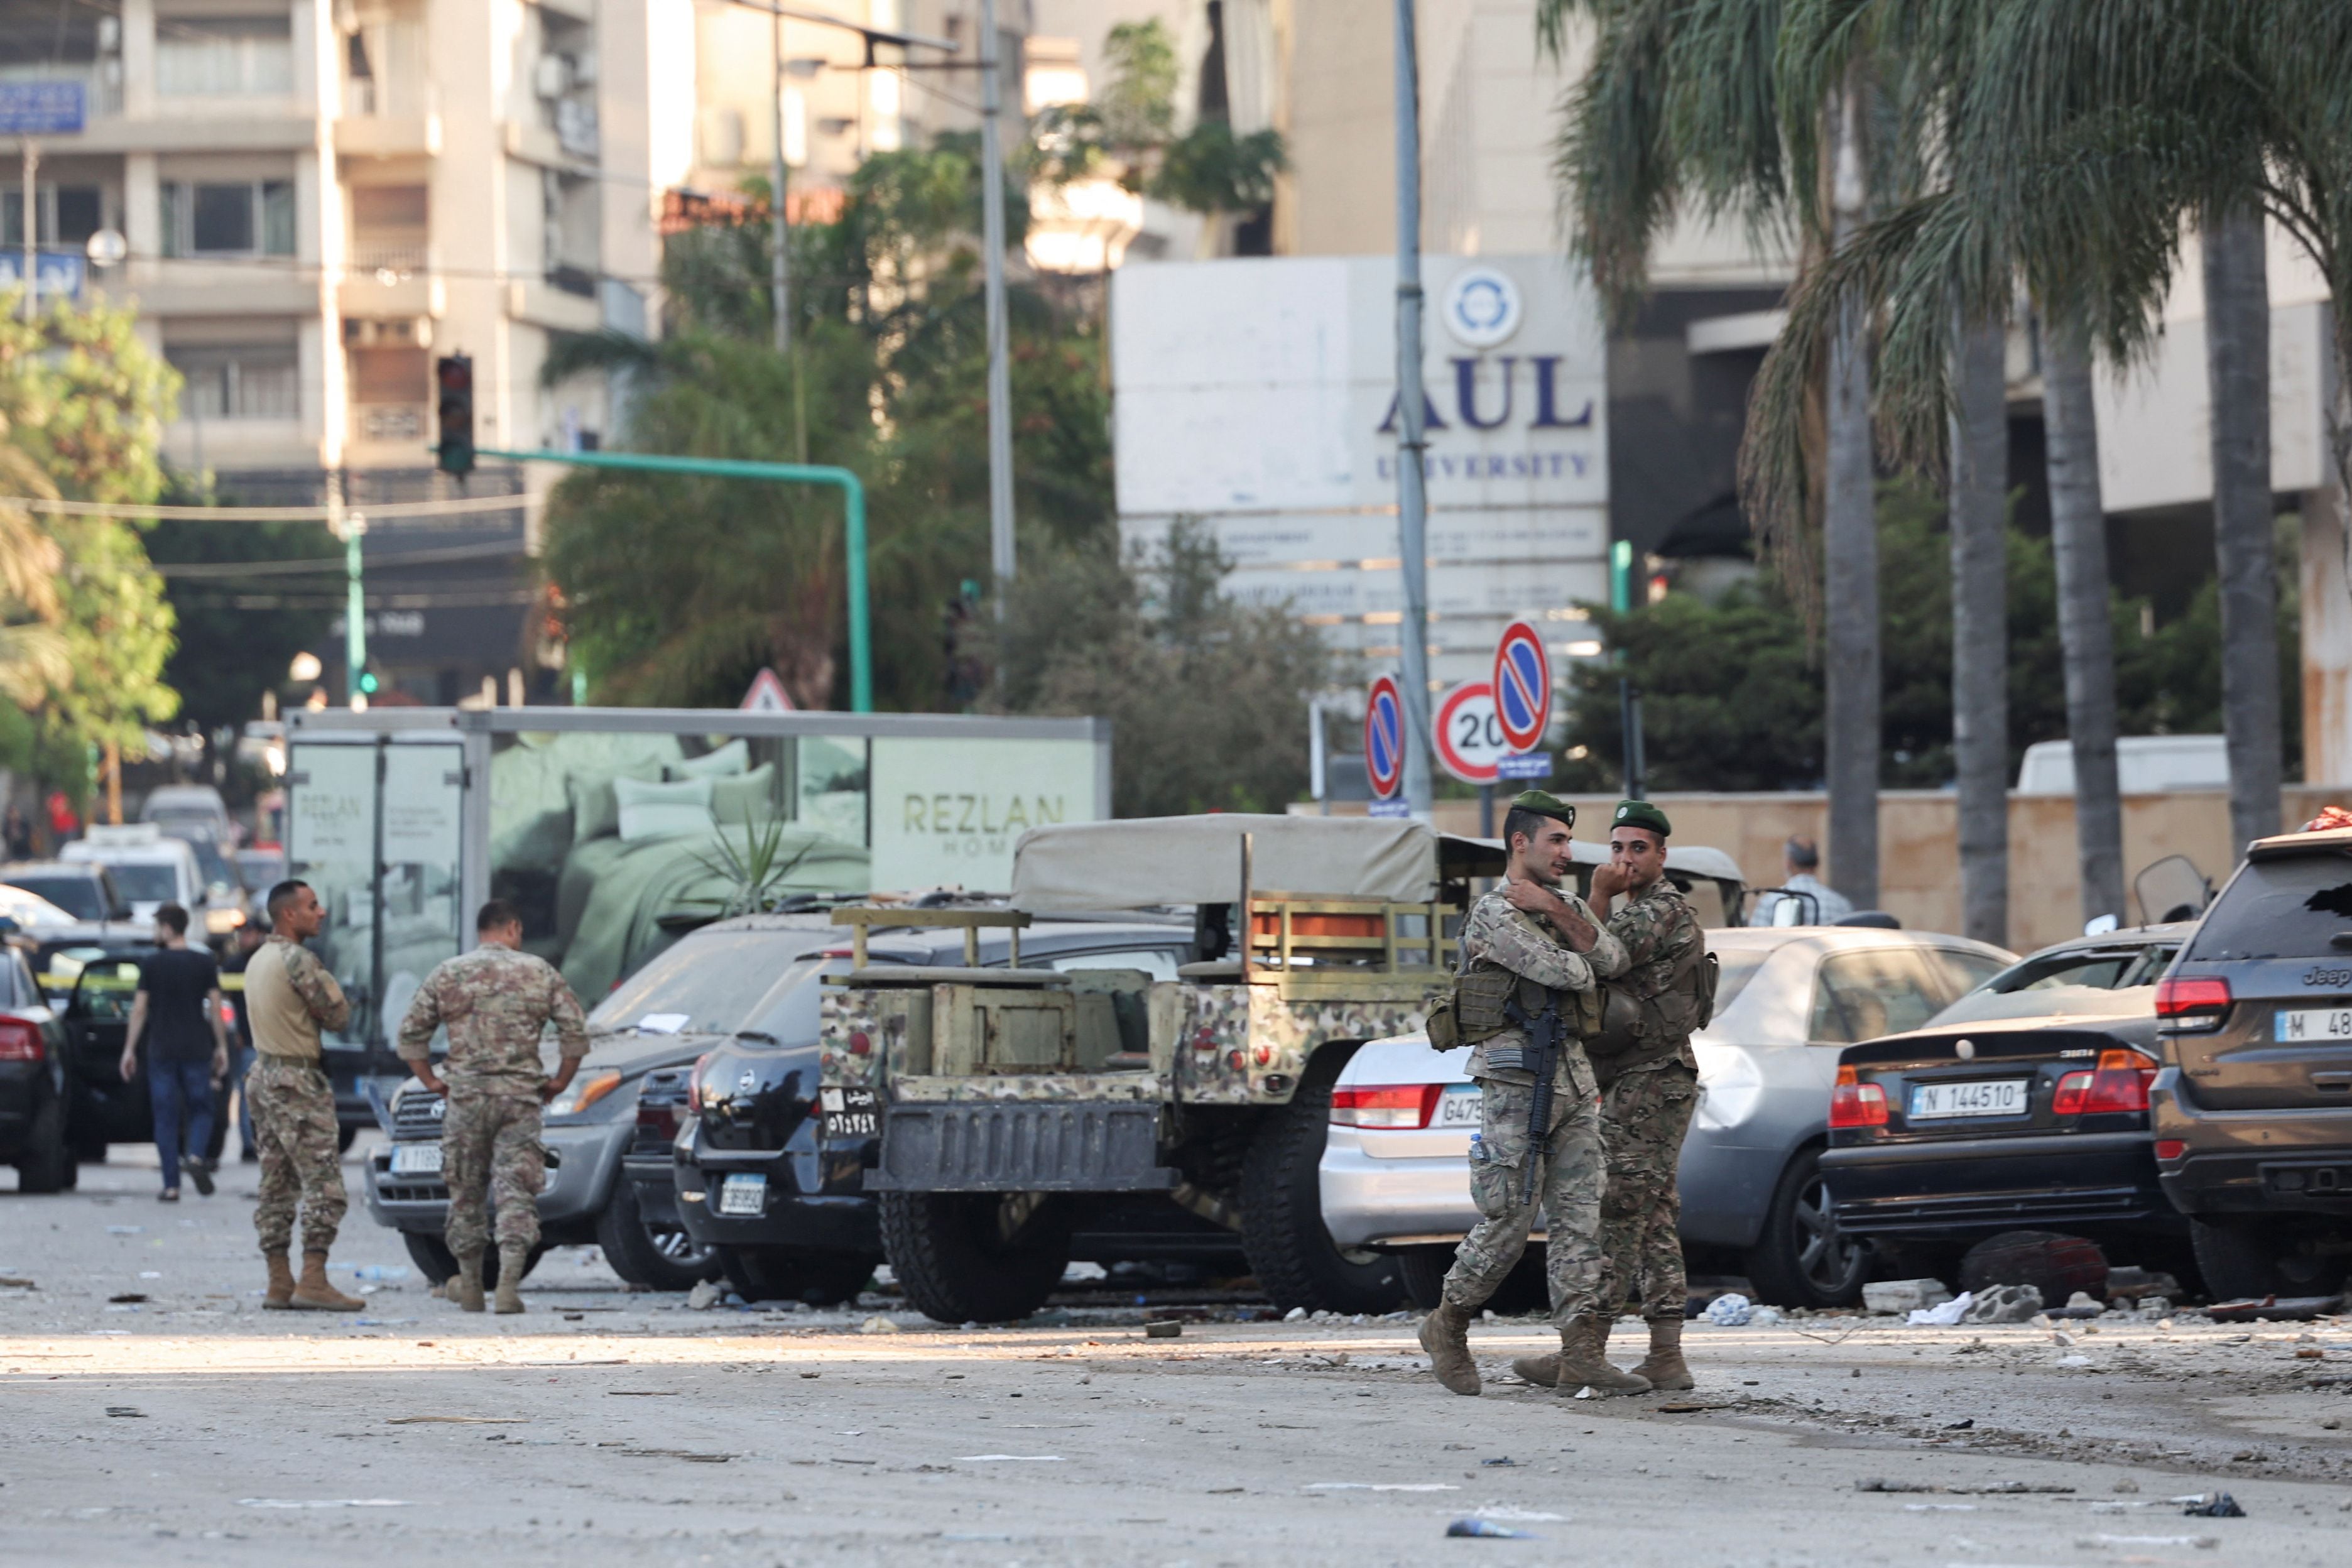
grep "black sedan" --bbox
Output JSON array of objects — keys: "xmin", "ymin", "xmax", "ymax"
[
  {"xmin": 1821, "ymin": 925, "xmax": 2197, "ymax": 1287},
  {"xmin": 0, "ymin": 942, "xmax": 77, "ymax": 1190}
]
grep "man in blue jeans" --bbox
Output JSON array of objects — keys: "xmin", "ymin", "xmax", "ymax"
[{"xmin": 119, "ymin": 903, "xmax": 232, "ymax": 1201}]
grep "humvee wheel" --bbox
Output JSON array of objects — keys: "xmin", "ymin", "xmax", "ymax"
[
  {"xmin": 1239, "ymin": 1052, "xmax": 1407, "ymax": 1315},
  {"xmin": 879, "ymin": 1191, "xmax": 1070, "ymax": 1324}
]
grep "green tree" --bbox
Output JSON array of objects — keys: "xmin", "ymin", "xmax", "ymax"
[
  {"xmin": 984, "ymin": 523, "xmax": 1328, "ymax": 817},
  {"xmin": 0, "ymin": 297, "xmax": 180, "ymax": 804}
]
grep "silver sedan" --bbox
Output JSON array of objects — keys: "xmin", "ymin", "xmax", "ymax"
[{"xmin": 1318, "ymin": 926, "xmax": 2015, "ymax": 1309}]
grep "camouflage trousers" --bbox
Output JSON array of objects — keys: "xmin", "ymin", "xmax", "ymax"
[
  {"xmin": 1442, "ymin": 1077, "xmax": 1606, "ymax": 1326},
  {"xmin": 249, "ymin": 1057, "xmax": 347, "ymax": 1255},
  {"xmin": 1597, "ymin": 1062, "xmax": 1699, "ymax": 1320},
  {"xmin": 442, "ymin": 1092, "xmax": 547, "ymax": 1258}
]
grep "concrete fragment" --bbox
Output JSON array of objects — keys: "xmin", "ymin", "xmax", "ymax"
[
  {"xmin": 1962, "ymin": 1284, "xmax": 2043, "ymax": 1324},
  {"xmin": 1863, "ymin": 1279, "xmax": 1952, "ymax": 1315}
]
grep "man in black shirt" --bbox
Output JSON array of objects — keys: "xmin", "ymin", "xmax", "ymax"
[{"xmin": 120, "ymin": 903, "xmax": 231, "ymax": 1200}]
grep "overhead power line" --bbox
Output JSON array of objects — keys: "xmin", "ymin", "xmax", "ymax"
[{"xmin": 3, "ymin": 493, "xmax": 540, "ymax": 523}]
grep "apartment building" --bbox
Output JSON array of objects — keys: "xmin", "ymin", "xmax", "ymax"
[{"xmin": 1, "ymin": 0, "xmax": 694, "ymax": 704}]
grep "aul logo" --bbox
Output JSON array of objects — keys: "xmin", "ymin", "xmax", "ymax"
[
  {"xmin": 1442, "ymin": 267, "xmax": 1522, "ymax": 349},
  {"xmin": 2303, "ymin": 966, "xmax": 2352, "ymax": 988}
]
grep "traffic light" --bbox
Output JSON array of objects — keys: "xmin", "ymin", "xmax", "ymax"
[
  {"xmin": 357, "ymin": 669, "xmax": 380, "ymax": 696},
  {"xmin": 435, "ymin": 353, "xmax": 475, "ymax": 476}
]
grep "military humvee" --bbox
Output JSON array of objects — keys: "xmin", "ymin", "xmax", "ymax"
[{"xmin": 817, "ymin": 814, "xmax": 1745, "ymax": 1323}]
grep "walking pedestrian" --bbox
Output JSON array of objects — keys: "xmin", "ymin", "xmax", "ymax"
[
  {"xmin": 117, "ymin": 903, "xmax": 231, "ymax": 1201},
  {"xmin": 1419, "ymin": 791, "xmax": 1642, "ymax": 1398},
  {"xmin": 1516, "ymin": 801, "xmax": 1711, "ymax": 1395},
  {"xmin": 219, "ymin": 917, "xmax": 267, "ymax": 1163},
  {"xmin": 3, "ymin": 802, "xmax": 31, "ymax": 860},
  {"xmin": 396, "ymin": 899, "xmax": 588, "ymax": 1315},
  {"xmin": 244, "ymin": 879, "xmax": 362, "ymax": 1312}
]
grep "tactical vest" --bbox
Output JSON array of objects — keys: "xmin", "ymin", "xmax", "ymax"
[
  {"xmin": 1425, "ymin": 956, "xmax": 1604, "ymax": 1052},
  {"xmin": 1587, "ymin": 898, "xmax": 1717, "ymax": 1068}
]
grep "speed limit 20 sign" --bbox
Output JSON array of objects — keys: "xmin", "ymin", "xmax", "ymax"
[{"xmin": 1433, "ymin": 682, "xmax": 1506, "ymax": 784}]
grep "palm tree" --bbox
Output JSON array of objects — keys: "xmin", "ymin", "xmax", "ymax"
[
  {"xmin": 2041, "ymin": 317, "xmax": 2125, "ymax": 923},
  {"xmin": 2203, "ymin": 208, "xmax": 2284, "ymax": 849},
  {"xmin": 1949, "ymin": 315, "xmax": 2008, "ymax": 943},
  {"xmin": 1547, "ymin": 0, "xmax": 1889, "ymax": 907},
  {"xmin": 1744, "ymin": 1, "xmax": 2352, "ymax": 886}
]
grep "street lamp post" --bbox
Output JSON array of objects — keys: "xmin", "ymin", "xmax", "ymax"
[
  {"xmin": 979, "ymin": 0, "xmax": 1016, "ymax": 597},
  {"xmin": 1391, "ymin": 0, "xmax": 1435, "ymax": 817}
]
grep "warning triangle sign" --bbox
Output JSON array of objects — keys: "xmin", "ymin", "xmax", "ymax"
[{"xmin": 740, "ymin": 668, "xmax": 796, "ymax": 713}]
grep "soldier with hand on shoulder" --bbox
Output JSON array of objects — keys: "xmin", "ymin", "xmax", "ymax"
[
  {"xmin": 1420, "ymin": 792, "xmax": 1642, "ymax": 1399},
  {"xmin": 398, "ymin": 900, "xmax": 589, "ymax": 1315},
  {"xmin": 1516, "ymin": 799, "xmax": 1709, "ymax": 1395}
]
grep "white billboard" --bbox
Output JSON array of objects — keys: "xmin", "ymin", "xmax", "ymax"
[{"xmin": 1113, "ymin": 254, "xmax": 1610, "ymax": 684}]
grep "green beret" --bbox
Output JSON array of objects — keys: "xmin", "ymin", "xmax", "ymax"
[
  {"xmin": 1510, "ymin": 790, "xmax": 1576, "ymax": 828},
  {"xmin": 1611, "ymin": 799, "xmax": 1671, "ymax": 837}
]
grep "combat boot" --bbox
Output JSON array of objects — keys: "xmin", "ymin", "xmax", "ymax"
[
  {"xmin": 261, "ymin": 1249, "xmax": 296, "ymax": 1310},
  {"xmin": 1512, "ymin": 1318, "xmax": 1639, "ymax": 1388},
  {"xmin": 493, "ymin": 1244, "xmax": 529, "ymax": 1314},
  {"xmin": 449, "ymin": 1251, "xmax": 486, "ymax": 1312},
  {"xmin": 289, "ymin": 1251, "xmax": 364, "ymax": 1312},
  {"xmin": 1549, "ymin": 1315, "xmax": 1652, "ymax": 1397},
  {"xmin": 1633, "ymin": 1315, "xmax": 1694, "ymax": 1391},
  {"xmin": 1418, "ymin": 1299, "xmax": 1481, "ymax": 1395}
]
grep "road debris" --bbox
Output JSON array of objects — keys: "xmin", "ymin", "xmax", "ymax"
[
  {"xmin": 611, "ymin": 1449, "xmax": 734, "ymax": 1463},
  {"xmin": 1304, "ymin": 1483, "xmax": 1458, "ymax": 1492},
  {"xmin": 1145, "ymin": 1319, "xmax": 1182, "ymax": 1339},
  {"xmin": 1863, "ymin": 1279, "xmax": 1952, "ymax": 1315},
  {"xmin": 107, "ymin": 1293, "xmax": 147, "ymax": 1304},
  {"xmin": 859, "ymin": 1315, "xmax": 902, "ymax": 1334},
  {"xmin": 237, "ymin": 1499, "xmax": 413, "ymax": 1509},
  {"xmin": 2208, "ymin": 1294, "xmax": 2343, "ymax": 1322},
  {"xmin": 1447, "ymin": 1518, "xmax": 1538, "ymax": 1538},
  {"xmin": 1704, "ymin": 1293, "xmax": 1753, "ymax": 1326},
  {"xmin": 1964, "ymin": 1284, "xmax": 2044, "ymax": 1324},
  {"xmin": 2179, "ymin": 1493, "xmax": 2246, "ymax": 1518},
  {"xmin": 0, "ymin": 1275, "xmax": 36, "ymax": 1288},
  {"xmin": 105, "ymin": 1407, "xmax": 145, "ymax": 1418},
  {"xmin": 959, "ymin": 1454, "xmax": 1065, "ymax": 1463},
  {"xmin": 385, "ymin": 1416, "xmax": 526, "ymax": 1425},
  {"xmin": 1908, "ymin": 1293, "xmax": 1972, "ymax": 1327},
  {"xmin": 1855, "ymin": 1479, "xmax": 2072, "ymax": 1494},
  {"xmin": 685, "ymin": 1279, "xmax": 724, "ymax": 1310}
]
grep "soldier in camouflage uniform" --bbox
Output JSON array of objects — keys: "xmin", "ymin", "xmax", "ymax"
[
  {"xmin": 1420, "ymin": 791, "xmax": 1641, "ymax": 1398},
  {"xmin": 244, "ymin": 880, "xmax": 365, "ymax": 1312},
  {"xmin": 1518, "ymin": 800, "xmax": 1707, "ymax": 1393},
  {"xmin": 398, "ymin": 899, "xmax": 589, "ymax": 1314}
]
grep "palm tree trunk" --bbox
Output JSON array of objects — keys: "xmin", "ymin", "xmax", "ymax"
[
  {"xmin": 2203, "ymin": 209, "xmax": 2284, "ymax": 851},
  {"xmin": 1822, "ymin": 77, "xmax": 1879, "ymax": 909},
  {"xmin": 1951, "ymin": 315, "xmax": 2008, "ymax": 945},
  {"xmin": 2041, "ymin": 315, "xmax": 2126, "ymax": 924}
]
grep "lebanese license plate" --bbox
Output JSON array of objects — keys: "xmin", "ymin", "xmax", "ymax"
[
  {"xmin": 717, "ymin": 1173, "xmax": 767, "ymax": 1217},
  {"xmin": 389, "ymin": 1143, "xmax": 442, "ymax": 1175},
  {"xmin": 1909, "ymin": 1079, "xmax": 2030, "ymax": 1120},
  {"xmin": 1435, "ymin": 1086, "xmax": 1482, "ymax": 1127},
  {"xmin": 820, "ymin": 1085, "xmax": 881, "ymax": 1141},
  {"xmin": 2277, "ymin": 1007, "xmax": 2352, "ymax": 1042}
]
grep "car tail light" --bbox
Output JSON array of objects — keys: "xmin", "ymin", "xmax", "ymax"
[
  {"xmin": 2053, "ymin": 1049, "xmax": 2157, "ymax": 1116},
  {"xmin": 1828, "ymin": 1065, "xmax": 1887, "ymax": 1128},
  {"xmin": 1329, "ymin": 1084, "xmax": 1443, "ymax": 1129},
  {"xmin": 822, "ymin": 947, "xmax": 855, "ymax": 958},
  {"xmin": 2155, "ymin": 1138, "xmax": 2187, "ymax": 1162},
  {"xmin": 0, "ymin": 1015, "xmax": 42, "ymax": 1063},
  {"xmin": 2155, "ymin": 976, "xmax": 2231, "ymax": 1028}
]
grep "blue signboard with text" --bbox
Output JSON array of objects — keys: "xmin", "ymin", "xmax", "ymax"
[
  {"xmin": 0, "ymin": 82, "xmax": 88, "ymax": 136},
  {"xmin": 0, "ymin": 251, "xmax": 87, "ymax": 299}
]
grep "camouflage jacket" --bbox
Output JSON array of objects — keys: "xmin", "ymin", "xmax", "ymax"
[
  {"xmin": 1459, "ymin": 884, "xmax": 1626, "ymax": 1095},
  {"xmin": 1602, "ymin": 879, "xmax": 1706, "ymax": 1074},
  {"xmin": 396, "ymin": 944, "xmax": 589, "ymax": 1097},
  {"xmin": 246, "ymin": 934, "xmax": 351, "ymax": 1060}
]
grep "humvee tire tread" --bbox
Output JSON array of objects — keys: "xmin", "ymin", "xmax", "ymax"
[
  {"xmin": 879, "ymin": 1191, "xmax": 1069, "ymax": 1324},
  {"xmin": 1238, "ymin": 1050, "xmax": 1405, "ymax": 1315}
]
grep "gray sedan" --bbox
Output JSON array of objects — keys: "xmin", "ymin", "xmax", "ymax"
[{"xmin": 1319, "ymin": 927, "xmax": 2015, "ymax": 1309}]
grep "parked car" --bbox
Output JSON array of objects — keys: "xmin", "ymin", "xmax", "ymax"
[
  {"xmin": 0, "ymin": 885, "xmax": 84, "ymax": 934},
  {"xmin": 0, "ymin": 944, "xmax": 77, "ymax": 1191},
  {"xmin": 678, "ymin": 912, "xmax": 1199, "ymax": 1305},
  {"xmin": 162, "ymin": 827, "xmax": 251, "ymax": 940},
  {"xmin": 2152, "ymin": 823, "xmax": 2352, "ymax": 1298},
  {"xmin": 61, "ymin": 827, "xmax": 207, "ymax": 924},
  {"xmin": 1319, "ymin": 927, "xmax": 2015, "ymax": 1310},
  {"xmin": 366, "ymin": 911, "xmax": 882, "ymax": 1292},
  {"xmin": 1822, "ymin": 924, "xmax": 2196, "ymax": 1288},
  {"xmin": 1, "ymin": 861, "xmax": 134, "ymax": 928}
]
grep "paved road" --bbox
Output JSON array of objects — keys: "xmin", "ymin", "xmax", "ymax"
[{"xmin": 4, "ymin": 1150, "xmax": 2351, "ymax": 1565}]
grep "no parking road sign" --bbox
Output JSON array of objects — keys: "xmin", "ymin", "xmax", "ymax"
[
  {"xmin": 1433, "ymin": 682, "xmax": 1505, "ymax": 785},
  {"xmin": 1364, "ymin": 674, "xmax": 1405, "ymax": 801},
  {"xmin": 1491, "ymin": 619, "xmax": 1552, "ymax": 754}
]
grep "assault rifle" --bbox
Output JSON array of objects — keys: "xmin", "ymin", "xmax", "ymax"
[{"xmin": 1501, "ymin": 989, "xmax": 1566, "ymax": 1205}]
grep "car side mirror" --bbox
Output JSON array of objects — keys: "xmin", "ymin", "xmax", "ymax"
[
  {"xmin": 0, "ymin": 915, "xmax": 18, "ymax": 937},
  {"xmin": 2082, "ymin": 913, "xmax": 2121, "ymax": 936}
]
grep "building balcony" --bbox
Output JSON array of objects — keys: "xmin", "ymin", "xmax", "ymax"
[
  {"xmin": 106, "ymin": 258, "xmax": 310, "ymax": 317},
  {"xmin": 339, "ymin": 77, "xmax": 440, "ymax": 158},
  {"xmin": 339, "ymin": 243, "xmax": 441, "ymax": 319},
  {"xmin": 507, "ymin": 276, "xmax": 601, "ymax": 333}
]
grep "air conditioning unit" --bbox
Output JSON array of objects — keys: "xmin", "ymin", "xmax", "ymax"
[
  {"xmin": 533, "ymin": 54, "xmax": 570, "ymax": 100},
  {"xmin": 572, "ymin": 50, "xmax": 597, "ymax": 87}
]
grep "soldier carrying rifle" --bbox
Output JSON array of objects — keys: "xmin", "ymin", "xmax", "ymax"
[{"xmin": 1419, "ymin": 792, "xmax": 1647, "ymax": 1398}]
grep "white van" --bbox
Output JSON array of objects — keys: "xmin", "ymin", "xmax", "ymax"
[
  {"xmin": 60, "ymin": 825, "xmax": 206, "ymax": 924},
  {"xmin": 2014, "ymin": 734, "xmax": 2230, "ymax": 795}
]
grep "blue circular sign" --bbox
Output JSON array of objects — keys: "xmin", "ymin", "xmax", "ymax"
[
  {"xmin": 1490, "ymin": 620, "xmax": 1551, "ymax": 754},
  {"xmin": 1364, "ymin": 675, "xmax": 1405, "ymax": 800}
]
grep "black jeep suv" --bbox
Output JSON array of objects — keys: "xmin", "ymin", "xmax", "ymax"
[{"xmin": 2152, "ymin": 824, "xmax": 2352, "ymax": 1297}]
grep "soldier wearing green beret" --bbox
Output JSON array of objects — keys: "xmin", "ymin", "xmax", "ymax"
[
  {"xmin": 1418, "ymin": 790, "xmax": 1642, "ymax": 1398},
  {"xmin": 1516, "ymin": 798, "xmax": 1709, "ymax": 1393}
]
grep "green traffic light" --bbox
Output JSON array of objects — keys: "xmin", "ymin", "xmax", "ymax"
[{"xmin": 357, "ymin": 672, "xmax": 379, "ymax": 694}]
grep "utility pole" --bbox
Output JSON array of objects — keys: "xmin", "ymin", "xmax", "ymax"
[
  {"xmin": 328, "ymin": 474, "xmax": 367, "ymax": 709},
  {"xmin": 979, "ymin": 0, "xmax": 1016, "ymax": 597},
  {"xmin": 20, "ymin": 139, "xmax": 37, "ymax": 323},
  {"xmin": 769, "ymin": 5, "xmax": 790, "ymax": 361},
  {"xmin": 1390, "ymin": 0, "xmax": 1434, "ymax": 817}
]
